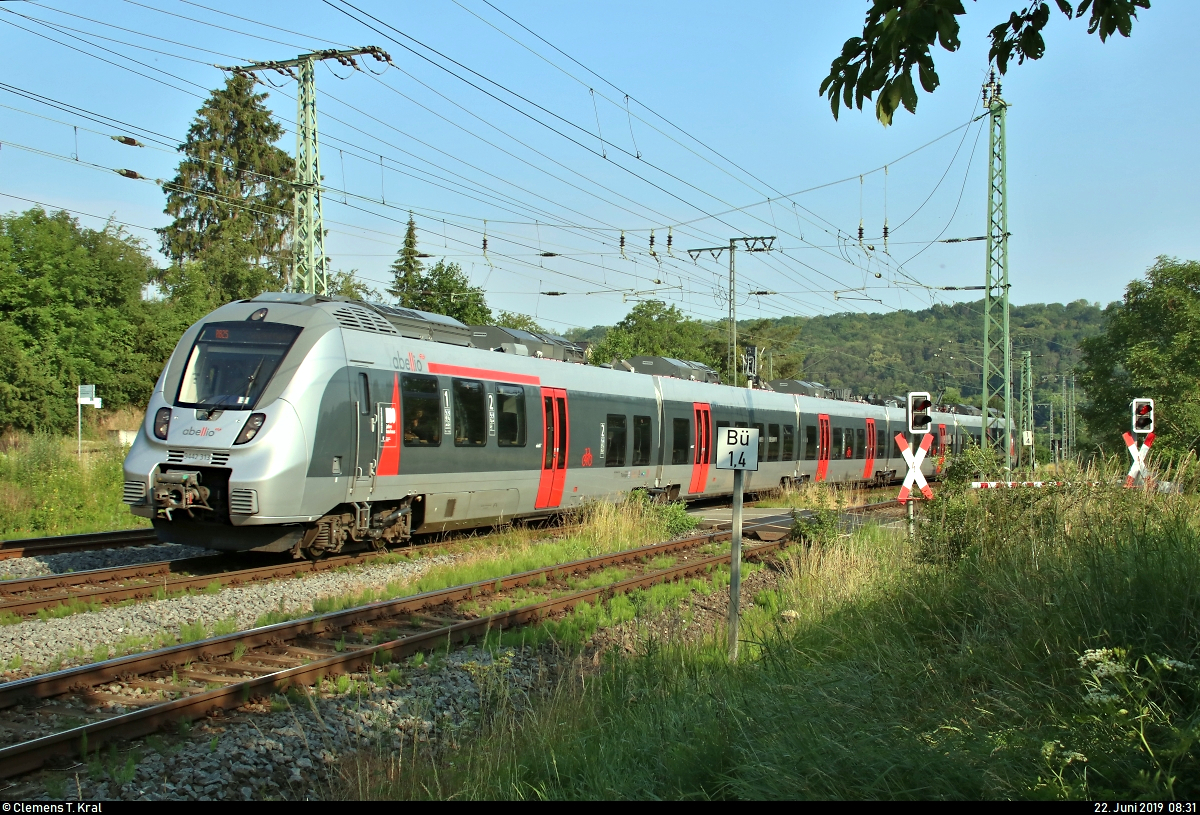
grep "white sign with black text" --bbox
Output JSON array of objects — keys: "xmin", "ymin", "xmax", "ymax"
[{"xmin": 715, "ymin": 426, "xmax": 760, "ymax": 471}]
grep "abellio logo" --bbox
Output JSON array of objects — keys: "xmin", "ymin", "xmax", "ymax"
[
  {"xmin": 181, "ymin": 426, "xmax": 221, "ymax": 437},
  {"xmin": 391, "ymin": 351, "xmax": 426, "ymax": 372}
]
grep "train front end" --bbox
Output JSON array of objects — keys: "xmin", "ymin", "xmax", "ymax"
[{"xmin": 122, "ymin": 293, "xmax": 343, "ymax": 554}]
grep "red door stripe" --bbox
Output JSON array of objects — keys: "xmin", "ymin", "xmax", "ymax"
[
  {"xmin": 863, "ymin": 417, "xmax": 875, "ymax": 480},
  {"xmin": 377, "ymin": 373, "xmax": 401, "ymax": 476},
  {"xmin": 816, "ymin": 414, "xmax": 830, "ymax": 482}
]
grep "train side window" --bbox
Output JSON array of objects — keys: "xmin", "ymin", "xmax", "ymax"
[
  {"xmin": 767, "ymin": 424, "xmax": 780, "ymax": 462},
  {"xmin": 452, "ymin": 379, "xmax": 487, "ymax": 447},
  {"xmin": 831, "ymin": 427, "xmax": 843, "ymax": 460},
  {"xmin": 782, "ymin": 425, "xmax": 795, "ymax": 460},
  {"xmin": 401, "ymin": 374, "xmax": 440, "ymax": 446},
  {"xmin": 358, "ymin": 372, "xmax": 370, "ymax": 414},
  {"xmin": 495, "ymin": 384, "xmax": 526, "ymax": 447},
  {"xmin": 632, "ymin": 415, "xmax": 652, "ymax": 466},
  {"xmin": 804, "ymin": 425, "xmax": 817, "ymax": 460},
  {"xmin": 735, "ymin": 421, "xmax": 748, "ymax": 428},
  {"xmin": 671, "ymin": 418, "xmax": 691, "ymax": 465},
  {"xmin": 606, "ymin": 414, "xmax": 628, "ymax": 467},
  {"xmin": 876, "ymin": 428, "xmax": 886, "ymax": 458},
  {"xmin": 856, "ymin": 428, "xmax": 866, "ymax": 459},
  {"xmin": 753, "ymin": 423, "xmax": 765, "ymax": 462}
]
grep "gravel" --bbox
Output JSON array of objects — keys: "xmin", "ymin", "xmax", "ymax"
[
  {"xmin": 5, "ymin": 559, "xmax": 787, "ymax": 801},
  {"xmin": 16, "ymin": 644, "xmax": 549, "ymax": 802},
  {"xmin": 0, "ymin": 555, "xmax": 454, "ymax": 671},
  {"xmin": 0, "ymin": 543, "xmax": 215, "ymax": 580}
]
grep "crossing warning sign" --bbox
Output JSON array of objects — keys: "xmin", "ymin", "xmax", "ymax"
[
  {"xmin": 1123, "ymin": 431, "xmax": 1154, "ymax": 488},
  {"xmin": 896, "ymin": 432, "xmax": 934, "ymax": 503}
]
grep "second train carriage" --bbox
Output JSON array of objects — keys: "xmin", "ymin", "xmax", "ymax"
[{"xmin": 122, "ymin": 292, "xmax": 994, "ymax": 557}]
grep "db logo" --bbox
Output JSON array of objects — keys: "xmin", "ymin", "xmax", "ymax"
[{"xmin": 581, "ymin": 448, "xmax": 593, "ymax": 467}]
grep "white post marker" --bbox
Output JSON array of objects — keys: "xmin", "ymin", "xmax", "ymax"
[
  {"xmin": 1123, "ymin": 431, "xmax": 1154, "ymax": 488},
  {"xmin": 76, "ymin": 385, "xmax": 101, "ymax": 458},
  {"xmin": 715, "ymin": 425, "xmax": 759, "ymax": 661}
]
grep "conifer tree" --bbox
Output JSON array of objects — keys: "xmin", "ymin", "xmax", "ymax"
[
  {"xmin": 388, "ymin": 214, "xmax": 423, "ymax": 300},
  {"xmin": 159, "ymin": 75, "xmax": 293, "ymax": 288}
]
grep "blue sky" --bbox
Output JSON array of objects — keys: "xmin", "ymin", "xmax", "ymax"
[{"xmin": 0, "ymin": 0, "xmax": 1194, "ymax": 333}]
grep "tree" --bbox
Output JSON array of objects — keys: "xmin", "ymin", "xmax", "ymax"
[
  {"xmin": 822, "ymin": 0, "xmax": 1150, "ymax": 125},
  {"xmin": 159, "ymin": 74, "xmax": 293, "ymax": 293},
  {"xmin": 589, "ymin": 301, "xmax": 717, "ymax": 368},
  {"xmin": 387, "ymin": 214, "xmax": 423, "ymax": 301},
  {"xmin": 1077, "ymin": 257, "xmax": 1200, "ymax": 457},
  {"xmin": 395, "ymin": 259, "xmax": 492, "ymax": 325},
  {"xmin": 494, "ymin": 311, "xmax": 544, "ymax": 332},
  {"xmin": 0, "ymin": 208, "xmax": 166, "ymax": 432}
]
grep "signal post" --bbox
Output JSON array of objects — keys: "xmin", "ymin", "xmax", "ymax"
[
  {"xmin": 900, "ymin": 392, "xmax": 935, "ymax": 537},
  {"xmin": 1126, "ymin": 399, "xmax": 1155, "ymax": 487},
  {"xmin": 715, "ymin": 425, "xmax": 759, "ymax": 661}
]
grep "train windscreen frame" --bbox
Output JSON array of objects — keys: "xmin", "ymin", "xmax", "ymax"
[{"xmin": 175, "ymin": 321, "xmax": 302, "ymax": 411}]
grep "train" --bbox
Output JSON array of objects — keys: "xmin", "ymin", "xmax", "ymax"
[{"xmin": 122, "ymin": 291, "xmax": 996, "ymax": 558}]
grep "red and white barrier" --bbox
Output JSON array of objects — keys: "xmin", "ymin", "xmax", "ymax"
[
  {"xmin": 1123, "ymin": 431, "xmax": 1154, "ymax": 488},
  {"xmin": 896, "ymin": 432, "xmax": 934, "ymax": 503},
  {"xmin": 970, "ymin": 481, "xmax": 1102, "ymax": 489}
]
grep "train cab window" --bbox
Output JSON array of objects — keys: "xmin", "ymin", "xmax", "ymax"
[
  {"xmin": 671, "ymin": 418, "xmax": 691, "ymax": 465},
  {"xmin": 831, "ymin": 427, "xmax": 844, "ymax": 460},
  {"xmin": 767, "ymin": 424, "xmax": 780, "ymax": 462},
  {"xmin": 402, "ymin": 374, "xmax": 440, "ymax": 446},
  {"xmin": 855, "ymin": 428, "xmax": 866, "ymax": 459},
  {"xmin": 358, "ymin": 373, "xmax": 370, "ymax": 414},
  {"xmin": 176, "ymin": 321, "xmax": 302, "ymax": 410},
  {"xmin": 753, "ymin": 423, "xmax": 766, "ymax": 462},
  {"xmin": 632, "ymin": 415, "xmax": 653, "ymax": 466},
  {"xmin": 783, "ymin": 425, "xmax": 795, "ymax": 460},
  {"xmin": 452, "ymin": 379, "xmax": 487, "ymax": 447},
  {"xmin": 495, "ymin": 384, "xmax": 526, "ymax": 447},
  {"xmin": 804, "ymin": 425, "xmax": 817, "ymax": 460},
  {"xmin": 606, "ymin": 415, "xmax": 628, "ymax": 467}
]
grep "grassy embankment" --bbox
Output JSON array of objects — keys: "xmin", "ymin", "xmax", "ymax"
[
  {"xmin": 0, "ymin": 433, "xmax": 147, "ymax": 540},
  {"xmin": 345, "ymin": 454, "xmax": 1200, "ymax": 801}
]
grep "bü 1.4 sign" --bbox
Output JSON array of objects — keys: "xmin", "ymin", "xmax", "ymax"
[{"xmin": 716, "ymin": 426, "xmax": 759, "ymax": 471}]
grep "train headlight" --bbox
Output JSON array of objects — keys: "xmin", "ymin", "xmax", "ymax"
[
  {"xmin": 153, "ymin": 407, "xmax": 172, "ymax": 440},
  {"xmin": 234, "ymin": 413, "xmax": 266, "ymax": 445}
]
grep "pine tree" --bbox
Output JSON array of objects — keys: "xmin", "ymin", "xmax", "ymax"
[
  {"xmin": 158, "ymin": 75, "xmax": 293, "ymax": 288},
  {"xmin": 388, "ymin": 214, "xmax": 423, "ymax": 300}
]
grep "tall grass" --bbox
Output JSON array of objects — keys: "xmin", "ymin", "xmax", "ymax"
[
  {"xmin": 0, "ymin": 434, "xmax": 146, "ymax": 539},
  {"xmin": 345, "ymin": 475, "xmax": 1200, "ymax": 800}
]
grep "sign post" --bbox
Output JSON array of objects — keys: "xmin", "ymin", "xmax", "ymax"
[
  {"xmin": 76, "ymin": 385, "xmax": 101, "ymax": 458},
  {"xmin": 901, "ymin": 392, "xmax": 935, "ymax": 539},
  {"xmin": 715, "ymin": 425, "xmax": 759, "ymax": 661}
]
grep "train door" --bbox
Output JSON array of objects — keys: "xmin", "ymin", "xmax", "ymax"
[
  {"xmin": 816, "ymin": 413, "xmax": 831, "ymax": 482},
  {"xmin": 688, "ymin": 402, "xmax": 712, "ymax": 494},
  {"xmin": 535, "ymin": 388, "xmax": 569, "ymax": 509},
  {"xmin": 863, "ymin": 418, "xmax": 876, "ymax": 480},
  {"xmin": 350, "ymin": 371, "xmax": 377, "ymax": 499}
]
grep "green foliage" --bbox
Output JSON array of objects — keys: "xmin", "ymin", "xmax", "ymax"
[
  {"xmin": 823, "ymin": 0, "xmax": 1149, "ymax": 126},
  {"xmin": 589, "ymin": 300, "xmax": 718, "ymax": 369},
  {"xmin": 388, "ymin": 214, "xmax": 423, "ymax": 301},
  {"xmin": 159, "ymin": 74, "xmax": 293, "ymax": 284},
  {"xmin": 1078, "ymin": 257, "xmax": 1200, "ymax": 457},
  {"xmin": 0, "ymin": 208, "xmax": 173, "ymax": 431},
  {"xmin": 0, "ymin": 435, "xmax": 149, "ymax": 538},
  {"xmin": 394, "ymin": 259, "xmax": 492, "ymax": 326},
  {"xmin": 493, "ymin": 311, "xmax": 544, "ymax": 332}
]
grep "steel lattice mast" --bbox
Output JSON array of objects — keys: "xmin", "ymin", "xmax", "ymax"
[
  {"xmin": 223, "ymin": 47, "xmax": 390, "ymax": 295},
  {"xmin": 1020, "ymin": 350, "xmax": 1034, "ymax": 469},
  {"xmin": 981, "ymin": 73, "xmax": 1012, "ymax": 469}
]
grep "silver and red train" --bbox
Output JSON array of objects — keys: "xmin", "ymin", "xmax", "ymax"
[{"xmin": 122, "ymin": 292, "xmax": 992, "ymax": 557}]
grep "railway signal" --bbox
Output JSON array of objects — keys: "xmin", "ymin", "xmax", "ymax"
[
  {"xmin": 716, "ymin": 425, "xmax": 759, "ymax": 661},
  {"xmin": 1132, "ymin": 398, "xmax": 1154, "ymax": 435},
  {"xmin": 896, "ymin": 430, "xmax": 934, "ymax": 539},
  {"xmin": 907, "ymin": 391, "xmax": 933, "ymax": 434}
]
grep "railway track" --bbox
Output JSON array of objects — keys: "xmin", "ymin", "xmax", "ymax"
[
  {"xmin": 0, "ymin": 528, "xmax": 159, "ymax": 561},
  {"xmin": 0, "ymin": 515, "xmax": 795, "ymax": 778}
]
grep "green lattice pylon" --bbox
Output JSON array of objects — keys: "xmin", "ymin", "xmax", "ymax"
[
  {"xmin": 293, "ymin": 56, "xmax": 328, "ymax": 296},
  {"xmin": 981, "ymin": 75, "xmax": 1012, "ymax": 469}
]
